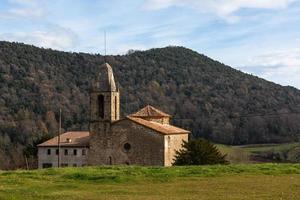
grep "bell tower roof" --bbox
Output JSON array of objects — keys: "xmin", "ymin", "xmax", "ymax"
[{"xmin": 93, "ymin": 63, "xmax": 117, "ymax": 92}]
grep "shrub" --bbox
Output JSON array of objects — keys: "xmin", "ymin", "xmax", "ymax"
[{"xmin": 173, "ymin": 139, "xmax": 229, "ymax": 165}]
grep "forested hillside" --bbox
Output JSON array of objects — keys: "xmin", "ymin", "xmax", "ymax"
[{"xmin": 0, "ymin": 41, "xmax": 300, "ymax": 169}]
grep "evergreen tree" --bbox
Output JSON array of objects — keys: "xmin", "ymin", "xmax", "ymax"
[{"xmin": 173, "ymin": 139, "xmax": 228, "ymax": 165}]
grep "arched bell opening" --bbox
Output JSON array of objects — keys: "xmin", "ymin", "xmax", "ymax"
[{"xmin": 98, "ymin": 94, "xmax": 104, "ymax": 118}]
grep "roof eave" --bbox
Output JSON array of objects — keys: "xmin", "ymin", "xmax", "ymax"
[
  {"xmin": 126, "ymin": 116, "xmax": 190, "ymax": 135},
  {"xmin": 37, "ymin": 145, "xmax": 90, "ymax": 148}
]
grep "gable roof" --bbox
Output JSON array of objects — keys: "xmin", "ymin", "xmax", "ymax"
[
  {"xmin": 127, "ymin": 116, "xmax": 189, "ymax": 135},
  {"xmin": 37, "ymin": 131, "xmax": 90, "ymax": 147},
  {"xmin": 129, "ymin": 105, "xmax": 171, "ymax": 118}
]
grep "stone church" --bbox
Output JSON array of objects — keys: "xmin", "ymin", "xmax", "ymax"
[{"xmin": 38, "ymin": 63, "xmax": 189, "ymax": 168}]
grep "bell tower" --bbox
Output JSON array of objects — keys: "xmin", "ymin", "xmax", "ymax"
[
  {"xmin": 88, "ymin": 62, "xmax": 120, "ymax": 165},
  {"xmin": 90, "ymin": 62, "xmax": 120, "ymax": 123}
]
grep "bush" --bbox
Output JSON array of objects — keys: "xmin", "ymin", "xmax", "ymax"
[{"xmin": 173, "ymin": 139, "xmax": 229, "ymax": 165}]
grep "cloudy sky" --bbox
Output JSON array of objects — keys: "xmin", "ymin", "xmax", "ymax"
[{"xmin": 0, "ymin": 0, "xmax": 299, "ymax": 89}]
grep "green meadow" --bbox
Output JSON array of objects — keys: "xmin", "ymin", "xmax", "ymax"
[
  {"xmin": 0, "ymin": 164, "xmax": 300, "ymax": 200},
  {"xmin": 217, "ymin": 142, "xmax": 300, "ymax": 163}
]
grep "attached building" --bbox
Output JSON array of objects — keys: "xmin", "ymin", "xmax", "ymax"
[
  {"xmin": 37, "ymin": 131, "xmax": 89, "ymax": 168},
  {"xmin": 38, "ymin": 63, "xmax": 189, "ymax": 168}
]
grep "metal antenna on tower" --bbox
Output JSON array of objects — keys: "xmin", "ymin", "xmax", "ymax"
[{"xmin": 104, "ymin": 30, "xmax": 107, "ymax": 63}]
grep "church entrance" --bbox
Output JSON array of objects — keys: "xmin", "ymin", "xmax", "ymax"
[{"xmin": 108, "ymin": 156, "xmax": 112, "ymax": 165}]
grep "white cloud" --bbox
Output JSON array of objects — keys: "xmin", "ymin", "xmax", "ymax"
[
  {"xmin": 9, "ymin": 0, "xmax": 36, "ymax": 5},
  {"xmin": 8, "ymin": 7, "xmax": 44, "ymax": 18},
  {"xmin": 142, "ymin": 0, "xmax": 176, "ymax": 10},
  {"xmin": 0, "ymin": 26, "xmax": 78, "ymax": 50},
  {"xmin": 244, "ymin": 49, "xmax": 300, "ymax": 88},
  {"xmin": 0, "ymin": 0, "xmax": 45, "ymax": 19},
  {"xmin": 142, "ymin": 0, "xmax": 295, "ymax": 22},
  {"xmin": 249, "ymin": 49, "xmax": 300, "ymax": 68}
]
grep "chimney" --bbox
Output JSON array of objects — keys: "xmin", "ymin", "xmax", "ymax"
[{"xmin": 66, "ymin": 138, "xmax": 72, "ymax": 143}]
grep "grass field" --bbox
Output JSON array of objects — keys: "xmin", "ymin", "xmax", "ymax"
[
  {"xmin": 217, "ymin": 143, "xmax": 300, "ymax": 163},
  {"xmin": 1, "ymin": 164, "xmax": 300, "ymax": 200}
]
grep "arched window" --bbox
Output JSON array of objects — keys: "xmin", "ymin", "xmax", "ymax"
[
  {"xmin": 114, "ymin": 96, "xmax": 117, "ymax": 119},
  {"xmin": 98, "ymin": 95, "xmax": 104, "ymax": 118},
  {"xmin": 108, "ymin": 156, "xmax": 112, "ymax": 165}
]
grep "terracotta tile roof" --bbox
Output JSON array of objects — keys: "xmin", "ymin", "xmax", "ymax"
[
  {"xmin": 129, "ymin": 105, "xmax": 171, "ymax": 118},
  {"xmin": 127, "ymin": 116, "xmax": 189, "ymax": 135},
  {"xmin": 37, "ymin": 131, "xmax": 90, "ymax": 147}
]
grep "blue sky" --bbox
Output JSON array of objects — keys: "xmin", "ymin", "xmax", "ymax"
[{"xmin": 0, "ymin": 0, "xmax": 300, "ymax": 89}]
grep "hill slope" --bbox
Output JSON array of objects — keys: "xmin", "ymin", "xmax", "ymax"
[{"xmin": 0, "ymin": 41, "xmax": 300, "ymax": 168}]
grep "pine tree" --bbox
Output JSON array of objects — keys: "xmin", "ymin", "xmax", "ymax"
[{"xmin": 173, "ymin": 139, "xmax": 228, "ymax": 165}]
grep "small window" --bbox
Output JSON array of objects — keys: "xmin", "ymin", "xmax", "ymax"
[
  {"xmin": 73, "ymin": 164, "xmax": 77, "ymax": 167},
  {"xmin": 123, "ymin": 143, "xmax": 131, "ymax": 151},
  {"xmin": 82, "ymin": 149, "xmax": 86, "ymax": 156},
  {"xmin": 73, "ymin": 149, "xmax": 77, "ymax": 156},
  {"xmin": 47, "ymin": 149, "xmax": 51, "ymax": 155},
  {"xmin": 56, "ymin": 149, "xmax": 59, "ymax": 155},
  {"xmin": 64, "ymin": 149, "xmax": 68, "ymax": 155},
  {"xmin": 61, "ymin": 163, "xmax": 68, "ymax": 167},
  {"xmin": 42, "ymin": 163, "xmax": 52, "ymax": 168}
]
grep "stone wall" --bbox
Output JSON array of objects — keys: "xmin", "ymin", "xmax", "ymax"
[
  {"xmin": 88, "ymin": 119, "xmax": 165, "ymax": 166},
  {"xmin": 88, "ymin": 121, "xmax": 111, "ymax": 165},
  {"xmin": 164, "ymin": 134, "xmax": 188, "ymax": 166},
  {"xmin": 112, "ymin": 119, "xmax": 165, "ymax": 165}
]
